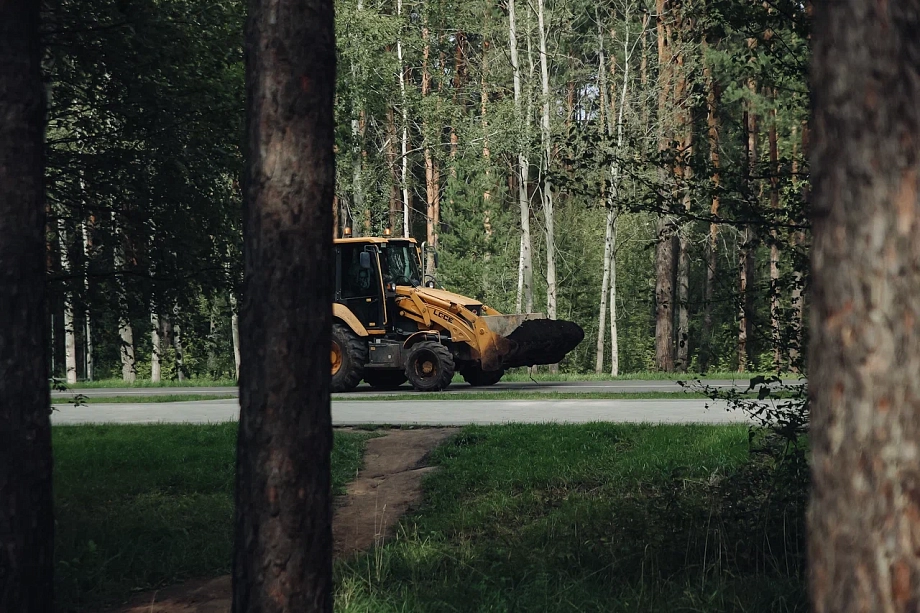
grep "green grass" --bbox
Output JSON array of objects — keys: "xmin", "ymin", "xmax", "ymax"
[
  {"xmin": 56, "ymin": 378, "xmax": 237, "ymax": 389},
  {"xmin": 338, "ymin": 391, "xmax": 712, "ymax": 401},
  {"xmin": 54, "ymin": 424, "xmax": 371, "ymax": 612},
  {"xmin": 500, "ymin": 369, "xmax": 801, "ymax": 382},
  {"xmin": 53, "ymin": 393, "xmax": 238, "ymax": 404},
  {"xmin": 337, "ymin": 390, "xmax": 799, "ymax": 401},
  {"xmin": 335, "ymin": 424, "xmax": 807, "ymax": 612}
]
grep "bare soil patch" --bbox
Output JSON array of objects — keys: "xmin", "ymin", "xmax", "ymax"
[{"xmin": 112, "ymin": 427, "xmax": 456, "ymax": 613}]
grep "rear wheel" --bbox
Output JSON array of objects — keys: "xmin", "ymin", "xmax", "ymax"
[
  {"xmin": 331, "ymin": 323, "xmax": 367, "ymax": 392},
  {"xmin": 460, "ymin": 364, "xmax": 504, "ymax": 387},
  {"xmin": 405, "ymin": 341, "xmax": 455, "ymax": 392},
  {"xmin": 363, "ymin": 370, "xmax": 408, "ymax": 390}
]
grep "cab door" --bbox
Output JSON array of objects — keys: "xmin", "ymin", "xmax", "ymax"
[{"xmin": 336, "ymin": 244, "xmax": 386, "ymax": 330}]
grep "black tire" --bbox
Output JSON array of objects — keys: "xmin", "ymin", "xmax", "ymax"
[
  {"xmin": 363, "ymin": 370, "xmax": 408, "ymax": 390},
  {"xmin": 405, "ymin": 341, "xmax": 455, "ymax": 392},
  {"xmin": 331, "ymin": 323, "xmax": 367, "ymax": 392},
  {"xmin": 460, "ymin": 364, "xmax": 504, "ymax": 387}
]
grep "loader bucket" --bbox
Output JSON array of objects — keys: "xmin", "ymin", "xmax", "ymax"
[{"xmin": 481, "ymin": 315, "xmax": 585, "ymax": 369}]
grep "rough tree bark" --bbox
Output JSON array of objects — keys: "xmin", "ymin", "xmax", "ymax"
[
  {"xmin": 112, "ymin": 212, "xmax": 136, "ymax": 382},
  {"xmin": 738, "ymin": 99, "xmax": 758, "ymax": 372},
  {"xmin": 232, "ymin": 0, "xmax": 336, "ymax": 610},
  {"xmin": 537, "ymin": 0, "xmax": 557, "ymax": 348},
  {"xmin": 769, "ymin": 95, "xmax": 781, "ymax": 369},
  {"xmin": 0, "ymin": 1, "xmax": 55, "ymax": 610},
  {"xmin": 700, "ymin": 45, "xmax": 721, "ymax": 372},
  {"xmin": 809, "ymin": 0, "xmax": 920, "ymax": 610},
  {"xmin": 422, "ymin": 23, "xmax": 440, "ymax": 275},
  {"xmin": 509, "ymin": 0, "xmax": 533, "ymax": 314},
  {"xmin": 654, "ymin": 0, "xmax": 675, "ymax": 372}
]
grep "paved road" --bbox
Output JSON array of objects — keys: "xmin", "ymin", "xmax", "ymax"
[
  {"xmin": 51, "ymin": 378, "xmax": 803, "ymax": 399},
  {"xmin": 50, "ymin": 397, "xmax": 759, "ymax": 426}
]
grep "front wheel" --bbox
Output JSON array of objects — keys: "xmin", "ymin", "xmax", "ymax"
[
  {"xmin": 460, "ymin": 364, "xmax": 504, "ymax": 387},
  {"xmin": 405, "ymin": 341, "xmax": 455, "ymax": 392},
  {"xmin": 331, "ymin": 323, "xmax": 367, "ymax": 392}
]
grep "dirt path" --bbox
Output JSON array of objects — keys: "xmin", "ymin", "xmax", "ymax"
[{"xmin": 114, "ymin": 427, "xmax": 456, "ymax": 613}]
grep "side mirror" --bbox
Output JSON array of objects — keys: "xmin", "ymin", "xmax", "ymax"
[{"xmin": 359, "ymin": 251, "xmax": 371, "ymax": 269}]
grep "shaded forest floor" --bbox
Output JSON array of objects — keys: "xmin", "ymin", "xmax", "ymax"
[{"xmin": 55, "ymin": 423, "xmax": 807, "ymax": 613}]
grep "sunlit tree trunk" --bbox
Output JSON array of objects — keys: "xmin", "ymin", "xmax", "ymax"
[
  {"xmin": 81, "ymin": 218, "xmax": 94, "ymax": 380},
  {"xmin": 230, "ymin": 291, "xmax": 241, "ymax": 380},
  {"xmin": 385, "ymin": 106, "xmax": 399, "ymax": 232},
  {"xmin": 0, "ymin": 2, "xmax": 54, "ymax": 608},
  {"xmin": 809, "ymin": 1, "xmax": 920, "ymax": 608},
  {"xmin": 536, "ymin": 0, "xmax": 557, "ymax": 351},
  {"xmin": 150, "ymin": 311, "xmax": 161, "ymax": 382},
  {"xmin": 422, "ymin": 23, "xmax": 439, "ymax": 275},
  {"xmin": 58, "ymin": 218, "xmax": 78, "ymax": 383},
  {"xmin": 654, "ymin": 0, "xmax": 675, "ymax": 372},
  {"xmin": 509, "ymin": 0, "xmax": 533, "ymax": 313},
  {"xmin": 396, "ymin": 0, "xmax": 410, "ymax": 238}
]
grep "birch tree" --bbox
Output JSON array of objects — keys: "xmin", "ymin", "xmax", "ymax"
[
  {"xmin": 509, "ymin": 0, "xmax": 533, "ymax": 313},
  {"xmin": 396, "ymin": 0, "xmax": 410, "ymax": 237},
  {"xmin": 536, "ymin": 0, "xmax": 557, "ymax": 336},
  {"xmin": 58, "ymin": 218, "xmax": 78, "ymax": 383}
]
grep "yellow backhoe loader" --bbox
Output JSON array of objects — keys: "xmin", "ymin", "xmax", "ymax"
[{"xmin": 331, "ymin": 236, "xmax": 584, "ymax": 392}]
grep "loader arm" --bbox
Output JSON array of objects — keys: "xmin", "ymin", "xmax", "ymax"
[{"xmin": 394, "ymin": 288, "xmax": 514, "ymax": 371}]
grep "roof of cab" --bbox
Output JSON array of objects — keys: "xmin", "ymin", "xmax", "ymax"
[{"xmin": 334, "ymin": 236, "xmax": 418, "ymax": 245}]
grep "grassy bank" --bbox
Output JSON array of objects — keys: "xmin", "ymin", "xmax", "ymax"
[
  {"xmin": 58, "ymin": 378, "xmax": 237, "ymax": 389},
  {"xmin": 54, "ymin": 424, "xmax": 370, "ymax": 612},
  {"xmin": 336, "ymin": 424, "xmax": 807, "ymax": 612},
  {"xmin": 53, "ymin": 393, "xmax": 238, "ymax": 404}
]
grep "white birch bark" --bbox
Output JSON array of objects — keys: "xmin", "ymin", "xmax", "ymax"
[
  {"xmin": 397, "ymin": 0, "xmax": 410, "ymax": 237},
  {"xmin": 81, "ymin": 218, "xmax": 93, "ymax": 380},
  {"xmin": 536, "ymin": 0, "xmax": 556, "ymax": 329},
  {"xmin": 351, "ymin": 0, "xmax": 364, "ymax": 225},
  {"xmin": 150, "ymin": 311, "xmax": 161, "ymax": 382},
  {"xmin": 510, "ymin": 0, "xmax": 533, "ymax": 314},
  {"xmin": 230, "ymin": 292, "xmax": 241, "ymax": 380},
  {"xmin": 58, "ymin": 218, "xmax": 78, "ymax": 383},
  {"xmin": 173, "ymin": 305, "xmax": 185, "ymax": 382}
]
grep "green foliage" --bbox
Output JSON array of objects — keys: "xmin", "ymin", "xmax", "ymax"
[{"xmin": 336, "ymin": 424, "xmax": 807, "ymax": 611}]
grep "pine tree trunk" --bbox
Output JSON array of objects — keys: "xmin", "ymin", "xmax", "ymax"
[
  {"xmin": 111, "ymin": 212, "xmax": 136, "ymax": 382},
  {"xmin": 536, "ymin": 0, "xmax": 556, "ymax": 333},
  {"xmin": 173, "ymin": 306, "xmax": 185, "ymax": 382},
  {"xmin": 396, "ymin": 0, "xmax": 410, "ymax": 238},
  {"xmin": 675, "ymin": 131, "xmax": 693, "ymax": 372},
  {"xmin": 58, "ymin": 218, "xmax": 78, "ymax": 383},
  {"xmin": 739, "ymin": 102, "xmax": 758, "ymax": 372},
  {"xmin": 234, "ymin": 1, "xmax": 335, "ymax": 609},
  {"xmin": 385, "ymin": 106, "xmax": 399, "ymax": 232},
  {"xmin": 509, "ymin": 0, "xmax": 533, "ymax": 314},
  {"xmin": 81, "ymin": 218, "xmax": 94, "ymax": 380},
  {"xmin": 809, "ymin": 2, "xmax": 920, "ymax": 609},
  {"xmin": 768, "ymin": 98, "xmax": 781, "ymax": 369},
  {"xmin": 701, "ymin": 53, "xmax": 721, "ymax": 372},
  {"xmin": 422, "ymin": 24, "xmax": 439, "ymax": 275},
  {"xmin": 654, "ymin": 0, "xmax": 675, "ymax": 372},
  {"xmin": 0, "ymin": 2, "xmax": 54, "ymax": 609},
  {"xmin": 789, "ymin": 121, "xmax": 808, "ymax": 372},
  {"xmin": 150, "ymin": 311, "xmax": 161, "ymax": 382}
]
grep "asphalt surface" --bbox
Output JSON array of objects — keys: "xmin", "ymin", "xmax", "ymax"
[
  {"xmin": 50, "ymin": 397, "xmax": 761, "ymax": 426},
  {"xmin": 51, "ymin": 378, "xmax": 803, "ymax": 399}
]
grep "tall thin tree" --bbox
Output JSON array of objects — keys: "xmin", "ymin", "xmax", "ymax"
[
  {"xmin": 509, "ymin": 0, "xmax": 533, "ymax": 313},
  {"xmin": 232, "ymin": 0, "xmax": 336, "ymax": 609},
  {"xmin": 809, "ymin": 0, "xmax": 920, "ymax": 609},
  {"xmin": 0, "ymin": 1, "xmax": 54, "ymax": 610}
]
